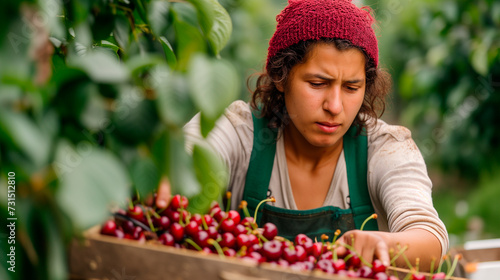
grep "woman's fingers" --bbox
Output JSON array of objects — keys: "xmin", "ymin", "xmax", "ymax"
[
  {"xmin": 336, "ymin": 230, "xmax": 390, "ymax": 267},
  {"xmin": 156, "ymin": 177, "xmax": 171, "ymax": 208}
]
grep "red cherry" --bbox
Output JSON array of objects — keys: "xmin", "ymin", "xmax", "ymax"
[
  {"xmin": 372, "ymin": 259, "xmax": 387, "ymax": 274},
  {"xmin": 294, "ymin": 233, "xmax": 312, "ymax": 245},
  {"xmin": 302, "ymin": 240, "xmax": 314, "ymax": 255},
  {"xmin": 359, "ymin": 265, "xmax": 374, "ymax": 278},
  {"xmin": 220, "ymin": 218, "xmax": 236, "ymax": 233},
  {"xmin": 214, "ymin": 210, "xmax": 226, "ymax": 223},
  {"xmin": 132, "ymin": 226, "xmax": 143, "ymax": 239},
  {"xmin": 185, "ymin": 220, "xmax": 201, "ymax": 237},
  {"xmin": 207, "ymin": 226, "xmax": 219, "ymax": 239},
  {"xmin": 248, "ymin": 233, "xmax": 259, "ymax": 246},
  {"xmin": 127, "ymin": 205, "xmax": 144, "ymax": 221},
  {"xmin": 170, "ymin": 194, "xmax": 188, "ymax": 210},
  {"xmin": 170, "ymin": 222, "xmax": 184, "ymax": 242},
  {"xmin": 283, "ymin": 247, "xmax": 298, "ymax": 264},
  {"xmin": 166, "ymin": 209, "xmax": 180, "ymax": 223},
  {"xmin": 261, "ymin": 240, "xmax": 283, "ymax": 261},
  {"xmin": 233, "ymin": 224, "xmax": 247, "ymax": 236},
  {"xmin": 295, "ymin": 245, "xmax": 307, "ymax": 262},
  {"xmin": 240, "ymin": 217, "xmax": 255, "ymax": 227},
  {"xmin": 262, "ymin": 223, "xmax": 278, "ymax": 240},
  {"xmin": 315, "ymin": 259, "xmax": 334, "ymax": 273},
  {"xmin": 249, "ymin": 243, "xmax": 262, "ymax": 254},
  {"xmin": 159, "ymin": 232, "xmax": 175, "ymax": 246},
  {"xmin": 311, "ymin": 242, "xmax": 323, "ymax": 258},
  {"xmin": 224, "ymin": 248, "xmax": 236, "ymax": 257},
  {"xmin": 100, "ymin": 220, "xmax": 116, "ymax": 236},
  {"xmin": 346, "ymin": 270, "xmax": 360, "ymax": 277},
  {"xmin": 332, "ymin": 259, "xmax": 346, "ymax": 271},
  {"xmin": 194, "ymin": 230, "xmax": 210, "ymax": 248},
  {"xmin": 219, "ymin": 232, "xmax": 236, "ymax": 249},
  {"xmin": 201, "ymin": 247, "xmax": 212, "ymax": 254},
  {"xmin": 203, "ymin": 214, "xmax": 213, "ymax": 226},
  {"xmin": 432, "ymin": 272, "xmax": 447, "ymax": 279},
  {"xmin": 374, "ymin": 272, "xmax": 389, "ymax": 280},
  {"xmin": 347, "ymin": 251, "xmax": 361, "ymax": 269},
  {"xmin": 191, "ymin": 213, "xmax": 203, "ymax": 226},
  {"xmin": 236, "ymin": 234, "xmax": 251, "ymax": 249},
  {"xmin": 153, "ymin": 216, "xmax": 170, "ymax": 230},
  {"xmin": 247, "ymin": 251, "xmax": 265, "ymax": 263},
  {"xmin": 412, "ymin": 274, "xmax": 426, "ymax": 280},
  {"xmin": 320, "ymin": 251, "xmax": 333, "ymax": 260},
  {"xmin": 227, "ymin": 210, "xmax": 241, "ymax": 225},
  {"xmin": 114, "ymin": 228, "xmax": 125, "ymax": 238}
]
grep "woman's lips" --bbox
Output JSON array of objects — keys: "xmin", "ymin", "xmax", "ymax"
[{"xmin": 316, "ymin": 122, "xmax": 340, "ymax": 133}]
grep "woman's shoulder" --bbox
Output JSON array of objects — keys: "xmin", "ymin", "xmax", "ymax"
[
  {"xmin": 365, "ymin": 117, "xmax": 423, "ymax": 162},
  {"xmin": 367, "ymin": 118, "xmax": 412, "ymax": 141},
  {"xmin": 224, "ymin": 100, "xmax": 254, "ymax": 129}
]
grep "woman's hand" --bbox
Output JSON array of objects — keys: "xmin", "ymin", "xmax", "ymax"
[
  {"xmin": 336, "ymin": 228, "xmax": 442, "ymax": 271},
  {"xmin": 155, "ymin": 177, "xmax": 172, "ymax": 208},
  {"xmin": 336, "ymin": 230, "xmax": 390, "ymax": 267}
]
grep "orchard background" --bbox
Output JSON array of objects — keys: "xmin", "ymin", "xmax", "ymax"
[{"xmin": 0, "ymin": 0, "xmax": 498, "ymax": 279}]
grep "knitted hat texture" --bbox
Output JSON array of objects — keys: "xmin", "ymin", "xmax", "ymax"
[{"xmin": 266, "ymin": 0, "xmax": 378, "ymax": 71}]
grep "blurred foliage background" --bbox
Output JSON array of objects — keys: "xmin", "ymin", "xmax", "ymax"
[{"xmin": 0, "ymin": 0, "xmax": 498, "ymax": 279}]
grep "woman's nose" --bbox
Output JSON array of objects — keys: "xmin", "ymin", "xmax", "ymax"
[{"xmin": 323, "ymin": 86, "xmax": 343, "ymax": 115}]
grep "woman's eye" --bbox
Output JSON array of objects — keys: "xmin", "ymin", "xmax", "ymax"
[
  {"xmin": 309, "ymin": 82, "xmax": 324, "ymax": 87},
  {"xmin": 346, "ymin": 86, "xmax": 358, "ymax": 92}
]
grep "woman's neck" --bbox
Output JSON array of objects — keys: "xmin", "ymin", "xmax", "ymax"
[{"xmin": 283, "ymin": 125, "xmax": 343, "ymax": 170}]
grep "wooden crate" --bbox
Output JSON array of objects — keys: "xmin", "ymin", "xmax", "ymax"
[
  {"xmin": 69, "ymin": 226, "xmax": 365, "ymax": 280},
  {"xmin": 450, "ymin": 244, "xmax": 500, "ymax": 280}
]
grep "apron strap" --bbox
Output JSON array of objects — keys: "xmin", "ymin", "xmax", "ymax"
[
  {"xmin": 242, "ymin": 112, "xmax": 278, "ymax": 222},
  {"xmin": 344, "ymin": 127, "xmax": 378, "ymax": 230}
]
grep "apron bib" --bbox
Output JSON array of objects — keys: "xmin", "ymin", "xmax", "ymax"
[{"xmin": 242, "ymin": 111, "xmax": 378, "ymax": 242}]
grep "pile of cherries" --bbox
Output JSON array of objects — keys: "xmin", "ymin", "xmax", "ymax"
[{"xmin": 100, "ymin": 195, "xmax": 454, "ymax": 280}]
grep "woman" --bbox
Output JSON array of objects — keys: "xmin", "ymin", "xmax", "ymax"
[{"xmin": 157, "ymin": 0, "xmax": 448, "ymax": 270}]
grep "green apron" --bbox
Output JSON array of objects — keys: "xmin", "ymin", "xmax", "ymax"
[{"xmin": 242, "ymin": 112, "xmax": 378, "ymax": 242}]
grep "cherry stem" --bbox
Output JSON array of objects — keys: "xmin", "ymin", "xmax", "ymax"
[
  {"xmin": 445, "ymin": 254, "xmax": 452, "ymax": 274},
  {"xmin": 332, "ymin": 245, "xmax": 338, "ymax": 262},
  {"xmin": 145, "ymin": 210, "xmax": 156, "ymax": 233},
  {"xmin": 340, "ymin": 242, "xmax": 372, "ymax": 268},
  {"xmin": 240, "ymin": 201, "xmax": 252, "ymax": 218},
  {"xmin": 225, "ymin": 192, "xmax": 231, "ymax": 213},
  {"xmin": 415, "ymin": 257, "xmax": 420, "ymax": 273},
  {"xmin": 184, "ymin": 238, "xmax": 202, "ymax": 251},
  {"xmin": 437, "ymin": 255, "xmax": 446, "ymax": 274},
  {"xmin": 201, "ymin": 215, "xmax": 209, "ymax": 230},
  {"xmin": 128, "ymin": 199, "xmax": 134, "ymax": 210},
  {"xmin": 208, "ymin": 239, "xmax": 226, "ymax": 259},
  {"xmin": 360, "ymin": 213, "xmax": 377, "ymax": 231},
  {"xmin": 390, "ymin": 244, "xmax": 409, "ymax": 264},
  {"xmin": 332, "ymin": 229, "xmax": 341, "ymax": 244},
  {"xmin": 446, "ymin": 254, "xmax": 461, "ymax": 278},
  {"xmin": 253, "ymin": 197, "xmax": 276, "ymax": 224},
  {"xmin": 430, "ymin": 257, "xmax": 436, "ymax": 275}
]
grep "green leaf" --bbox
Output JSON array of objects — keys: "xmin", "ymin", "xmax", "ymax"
[
  {"xmin": 132, "ymin": 0, "xmax": 149, "ymax": 25},
  {"xmin": 68, "ymin": 49, "xmax": 130, "ymax": 83},
  {"xmin": 130, "ymin": 156, "xmax": 160, "ymax": 199},
  {"xmin": 187, "ymin": 0, "xmax": 232, "ymax": 55},
  {"xmin": 99, "ymin": 40, "xmax": 120, "ymax": 53},
  {"xmin": 54, "ymin": 141, "xmax": 130, "ymax": 230},
  {"xmin": 159, "ymin": 36, "xmax": 177, "ymax": 68},
  {"xmin": 471, "ymin": 44, "xmax": 488, "ymax": 76},
  {"xmin": 171, "ymin": 5, "xmax": 206, "ymax": 71},
  {"xmin": 153, "ymin": 66, "xmax": 196, "ymax": 127},
  {"xmin": 148, "ymin": 0, "xmax": 170, "ymax": 36},
  {"xmin": 188, "ymin": 55, "xmax": 239, "ymax": 129},
  {"xmin": 125, "ymin": 54, "xmax": 165, "ymax": 75},
  {"xmin": 113, "ymin": 15, "xmax": 131, "ymax": 50},
  {"xmin": 42, "ymin": 210, "xmax": 68, "ymax": 280},
  {"xmin": 152, "ymin": 130, "xmax": 201, "ymax": 197},
  {"xmin": 189, "ymin": 143, "xmax": 228, "ymax": 214},
  {"xmin": 0, "ymin": 109, "xmax": 51, "ymax": 168}
]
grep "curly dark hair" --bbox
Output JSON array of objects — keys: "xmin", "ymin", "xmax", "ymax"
[{"xmin": 250, "ymin": 38, "xmax": 392, "ymax": 133}]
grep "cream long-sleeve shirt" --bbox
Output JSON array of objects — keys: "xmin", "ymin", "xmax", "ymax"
[{"xmin": 184, "ymin": 100, "xmax": 449, "ymax": 256}]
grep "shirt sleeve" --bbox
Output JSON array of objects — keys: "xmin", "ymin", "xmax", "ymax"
[{"xmin": 367, "ymin": 119, "xmax": 450, "ymax": 257}]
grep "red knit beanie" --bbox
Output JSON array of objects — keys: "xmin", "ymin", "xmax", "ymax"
[{"xmin": 266, "ymin": 0, "xmax": 378, "ymax": 71}]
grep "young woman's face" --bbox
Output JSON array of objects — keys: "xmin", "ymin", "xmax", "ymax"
[{"xmin": 280, "ymin": 42, "xmax": 366, "ymax": 148}]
